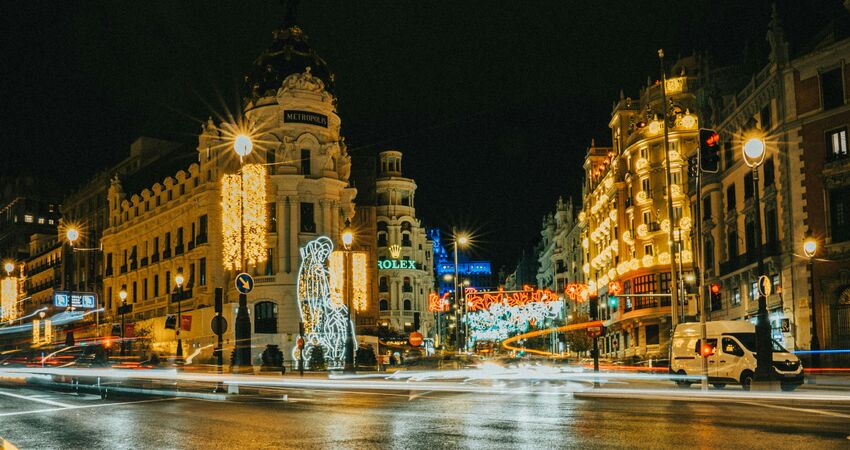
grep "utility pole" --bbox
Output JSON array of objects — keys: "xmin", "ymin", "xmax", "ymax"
[{"xmin": 659, "ymin": 49, "xmax": 681, "ymax": 332}]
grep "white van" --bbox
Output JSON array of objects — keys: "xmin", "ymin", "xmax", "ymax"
[{"xmin": 670, "ymin": 321, "xmax": 803, "ymax": 391}]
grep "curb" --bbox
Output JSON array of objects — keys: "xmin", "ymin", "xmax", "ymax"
[{"xmin": 573, "ymin": 389, "xmax": 850, "ymax": 406}]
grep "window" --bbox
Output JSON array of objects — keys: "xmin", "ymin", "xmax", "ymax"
[
  {"xmin": 745, "ymin": 220, "xmax": 757, "ymax": 254},
  {"xmin": 726, "ymin": 184, "xmax": 736, "ymax": 211},
  {"xmin": 631, "ymin": 274, "xmax": 657, "ymax": 294},
  {"xmin": 165, "ymin": 271, "xmax": 171, "ymax": 294},
  {"xmin": 702, "ymin": 197, "xmax": 712, "ymax": 220},
  {"xmin": 267, "ymin": 147, "xmax": 276, "ymax": 165},
  {"xmin": 177, "ymin": 227, "xmax": 184, "ymax": 246},
  {"xmin": 254, "ymin": 301, "xmax": 278, "ymax": 334},
  {"xmin": 267, "ymin": 202, "xmax": 277, "ymax": 232},
  {"xmin": 727, "ymin": 230, "xmax": 738, "ymax": 260},
  {"xmin": 143, "ymin": 278, "xmax": 148, "ymax": 300},
  {"xmin": 732, "ymin": 287, "xmax": 741, "ymax": 305},
  {"xmin": 644, "ymin": 244, "xmax": 653, "ymax": 256},
  {"xmin": 750, "ymin": 281, "xmax": 759, "ymax": 301},
  {"xmin": 199, "ymin": 258, "xmax": 207, "ymax": 286},
  {"xmin": 641, "ymin": 178, "xmax": 650, "ymax": 193},
  {"xmin": 722, "ymin": 337, "xmax": 745, "ymax": 357},
  {"xmin": 760, "ymin": 103, "xmax": 772, "ymax": 130},
  {"xmin": 642, "ymin": 211, "xmax": 651, "ymax": 225},
  {"xmin": 723, "ymin": 142, "xmax": 734, "ymax": 169},
  {"xmin": 645, "ymin": 324, "xmax": 660, "ymax": 345},
  {"xmin": 704, "ymin": 239, "xmax": 714, "ymax": 271},
  {"xmin": 765, "ymin": 209, "xmax": 778, "ymax": 246},
  {"xmin": 830, "ymin": 187, "xmax": 850, "ymax": 243},
  {"xmin": 403, "ymin": 277, "xmax": 412, "ymax": 293},
  {"xmin": 37, "ymin": 217, "xmax": 44, "ymax": 224},
  {"xmin": 659, "ymin": 272, "xmax": 672, "ymax": 294},
  {"xmin": 264, "ymin": 249, "xmax": 274, "ymax": 276},
  {"xmin": 379, "ymin": 277, "xmax": 388, "ymax": 292},
  {"xmin": 300, "ymin": 149, "xmax": 311, "ymax": 175},
  {"xmin": 153, "ymin": 237, "xmax": 159, "ymax": 255},
  {"xmin": 639, "ymin": 147, "xmax": 648, "ymax": 160},
  {"xmin": 744, "ymin": 172, "xmax": 754, "ymax": 200},
  {"xmin": 821, "ymin": 67, "xmax": 845, "ymax": 110},
  {"xmin": 379, "ymin": 299, "xmax": 389, "ymax": 311},
  {"xmin": 300, "ymin": 202, "xmax": 315, "ymax": 233},
  {"xmin": 132, "ymin": 281, "xmax": 137, "ymax": 303},
  {"xmin": 179, "ymin": 184, "xmax": 185, "ymax": 195},
  {"xmin": 672, "ymin": 171, "xmax": 681, "ymax": 186},
  {"xmin": 403, "ymin": 299, "xmax": 412, "ymax": 310},
  {"xmin": 674, "ymin": 206, "xmax": 683, "ymax": 223},
  {"xmin": 154, "ymin": 274, "xmax": 159, "ymax": 297},
  {"xmin": 827, "ymin": 127, "xmax": 848, "ymax": 160},
  {"xmin": 165, "ymin": 232, "xmax": 171, "ymax": 250},
  {"xmin": 763, "ymin": 157, "xmax": 775, "ymax": 186},
  {"xmin": 24, "ymin": 215, "xmax": 33, "ymax": 223}
]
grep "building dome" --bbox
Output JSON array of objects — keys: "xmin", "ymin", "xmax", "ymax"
[{"xmin": 243, "ymin": 22, "xmax": 335, "ymax": 102}]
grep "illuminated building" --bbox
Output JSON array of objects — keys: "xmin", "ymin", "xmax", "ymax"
[
  {"xmin": 583, "ymin": 57, "xmax": 699, "ymax": 361},
  {"xmin": 0, "ymin": 177, "xmax": 61, "ymax": 261},
  {"xmin": 432, "ymin": 228, "xmax": 493, "ymax": 294},
  {"xmin": 375, "ymin": 151, "xmax": 435, "ymax": 336},
  {"xmin": 101, "ymin": 13, "xmax": 361, "ymax": 363},
  {"xmin": 702, "ymin": 7, "xmax": 850, "ymax": 356}
]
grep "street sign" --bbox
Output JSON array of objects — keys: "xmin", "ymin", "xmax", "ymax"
[
  {"xmin": 586, "ymin": 325, "xmax": 604, "ymax": 338},
  {"xmin": 757, "ymin": 275, "xmax": 772, "ymax": 297},
  {"xmin": 117, "ymin": 304, "xmax": 133, "ymax": 315},
  {"xmin": 235, "ymin": 273, "xmax": 254, "ymax": 294},
  {"xmin": 211, "ymin": 315, "xmax": 228, "ymax": 336},
  {"xmin": 408, "ymin": 331, "xmax": 423, "ymax": 347},
  {"xmin": 53, "ymin": 291, "xmax": 97, "ymax": 309}
]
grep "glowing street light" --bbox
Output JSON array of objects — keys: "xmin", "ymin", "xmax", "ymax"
[
  {"xmin": 174, "ymin": 273, "xmax": 185, "ymax": 361},
  {"xmin": 452, "ymin": 230, "xmax": 470, "ymax": 352},
  {"xmin": 742, "ymin": 137, "xmax": 766, "ymax": 167},
  {"xmin": 65, "ymin": 227, "xmax": 80, "ymax": 245},
  {"xmin": 233, "ymin": 134, "xmax": 253, "ymax": 161},
  {"xmin": 341, "ymin": 220, "xmax": 354, "ymax": 250},
  {"xmin": 119, "ymin": 288, "xmax": 128, "ymax": 356},
  {"xmin": 803, "ymin": 237, "xmax": 818, "ymax": 259},
  {"xmin": 341, "ymin": 220, "xmax": 356, "ymax": 373},
  {"xmin": 3, "ymin": 262, "xmax": 14, "ymax": 276}
]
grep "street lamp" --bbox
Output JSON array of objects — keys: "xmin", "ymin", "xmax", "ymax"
[
  {"xmin": 65, "ymin": 228, "xmax": 80, "ymax": 246},
  {"xmin": 4, "ymin": 262, "xmax": 15, "ymax": 276},
  {"xmin": 232, "ymin": 133, "xmax": 254, "ymax": 372},
  {"xmin": 742, "ymin": 135, "xmax": 772, "ymax": 382},
  {"xmin": 63, "ymin": 226, "xmax": 80, "ymax": 348},
  {"xmin": 119, "ymin": 289, "xmax": 128, "ymax": 356},
  {"xmin": 342, "ymin": 219, "xmax": 355, "ymax": 373},
  {"xmin": 174, "ymin": 273, "xmax": 185, "ymax": 361},
  {"xmin": 803, "ymin": 236, "xmax": 821, "ymax": 368},
  {"xmin": 452, "ymin": 230, "xmax": 469, "ymax": 353}
]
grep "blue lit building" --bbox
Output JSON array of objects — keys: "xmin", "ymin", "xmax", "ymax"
[{"xmin": 428, "ymin": 228, "xmax": 494, "ymax": 295}]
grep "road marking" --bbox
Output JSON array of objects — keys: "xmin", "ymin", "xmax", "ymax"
[
  {"xmin": 738, "ymin": 401, "xmax": 850, "ymax": 419},
  {"xmin": 0, "ymin": 397, "xmax": 180, "ymax": 418},
  {"xmin": 0, "ymin": 391, "xmax": 72, "ymax": 408}
]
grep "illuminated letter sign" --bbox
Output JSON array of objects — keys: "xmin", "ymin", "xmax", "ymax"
[
  {"xmin": 53, "ymin": 292, "xmax": 97, "ymax": 309},
  {"xmin": 377, "ymin": 259, "xmax": 418, "ymax": 270},
  {"xmin": 284, "ymin": 110, "xmax": 329, "ymax": 128}
]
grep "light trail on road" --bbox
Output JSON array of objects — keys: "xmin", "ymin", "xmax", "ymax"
[{"xmin": 500, "ymin": 320, "xmax": 603, "ymax": 357}]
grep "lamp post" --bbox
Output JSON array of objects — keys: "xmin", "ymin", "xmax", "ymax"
[
  {"xmin": 233, "ymin": 133, "xmax": 254, "ymax": 372},
  {"xmin": 742, "ymin": 136, "xmax": 772, "ymax": 382},
  {"xmin": 453, "ymin": 231, "xmax": 468, "ymax": 352},
  {"xmin": 803, "ymin": 237, "xmax": 821, "ymax": 368},
  {"xmin": 119, "ymin": 289, "xmax": 127, "ymax": 356},
  {"xmin": 174, "ymin": 273, "xmax": 185, "ymax": 362},
  {"xmin": 65, "ymin": 227, "xmax": 79, "ymax": 347},
  {"xmin": 342, "ymin": 220, "xmax": 355, "ymax": 372}
]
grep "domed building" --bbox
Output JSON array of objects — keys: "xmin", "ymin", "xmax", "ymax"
[{"xmin": 102, "ymin": 12, "xmax": 365, "ymax": 368}]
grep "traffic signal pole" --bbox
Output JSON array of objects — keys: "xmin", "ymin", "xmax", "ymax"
[{"xmin": 695, "ymin": 163, "xmax": 709, "ymax": 391}]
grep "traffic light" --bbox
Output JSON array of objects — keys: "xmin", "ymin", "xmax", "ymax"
[
  {"xmin": 608, "ymin": 296, "xmax": 619, "ymax": 309},
  {"xmin": 710, "ymin": 283, "xmax": 721, "ymax": 307},
  {"xmin": 699, "ymin": 128, "xmax": 721, "ymax": 173},
  {"xmin": 701, "ymin": 340, "xmax": 715, "ymax": 357}
]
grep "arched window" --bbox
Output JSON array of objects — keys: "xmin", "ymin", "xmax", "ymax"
[
  {"xmin": 379, "ymin": 276, "xmax": 388, "ymax": 292},
  {"xmin": 379, "ymin": 299, "xmax": 389, "ymax": 311},
  {"xmin": 403, "ymin": 277, "xmax": 412, "ymax": 293},
  {"xmin": 254, "ymin": 301, "xmax": 278, "ymax": 334},
  {"xmin": 377, "ymin": 221, "xmax": 388, "ymax": 246},
  {"xmin": 403, "ymin": 299, "xmax": 412, "ymax": 310}
]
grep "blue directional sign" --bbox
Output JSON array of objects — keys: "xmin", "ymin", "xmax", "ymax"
[
  {"xmin": 235, "ymin": 273, "xmax": 254, "ymax": 294},
  {"xmin": 54, "ymin": 292, "xmax": 97, "ymax": 309}
]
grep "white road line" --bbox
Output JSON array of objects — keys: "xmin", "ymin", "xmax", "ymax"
[
  {"xmin": 0, "ymin": 391, "xmax": 73, "ymax": 408},
  {"xmin": 738, "ymin": 401, "xmax": 850, "ymax": 419},
  {"xmin": 0, "ymin": 397, "xmax": 180, "ymax": 418}
]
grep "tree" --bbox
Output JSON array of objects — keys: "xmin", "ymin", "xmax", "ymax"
[
  {"xmin": 565, "ymin": 312, "xmax": 593, "ymax": 355},
  {"xmin": 308, "ymin": 345, "xmax": 326, "ymax": 371}
]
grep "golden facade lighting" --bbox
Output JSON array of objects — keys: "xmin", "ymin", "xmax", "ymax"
[
  {"xmin": 352, "ymin": 252, "xmax": 367, "ymax": 312},
  {"xmin": 221, "ymin": 164, "xmax": 267, "ymax": 270},
  {"xmin": 1, "ymin": 277, "xmax": 18, "ymax": 321}
]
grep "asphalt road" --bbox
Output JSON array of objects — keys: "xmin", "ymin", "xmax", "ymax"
[{"xmin": 0, "ymin": 384, "xmax": 849, "ymax": 449}]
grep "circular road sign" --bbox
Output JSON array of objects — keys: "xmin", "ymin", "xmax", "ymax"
[
  {"xmin": 211, "ymin": 315, "xmax": 228, "ymax": 336},
  {"xmin": 757, "ymin": 275, "xmax": 772, "ymax": 297},
  {"xmin": 235, "ymin": 273, "xmax": 254, "ymax": 294},
  {"xmin": 408, "ymin": 331, "xmax": 423, "ymax": 347}
]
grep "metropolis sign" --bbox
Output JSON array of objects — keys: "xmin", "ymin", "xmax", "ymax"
[
  {"xmin": 283, "ymin": 110, "xmax": 328, "ymax": 128},
  {"xmin": 53, "ymin": 291, "xmax": 97, "ymax": 309},
  {"xmin": 378, "ymin": 259, "xmax": 418, "ymax": 270}
]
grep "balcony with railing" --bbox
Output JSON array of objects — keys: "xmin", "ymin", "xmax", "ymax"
[{"xmin": 719, "ymin": 240, "xmax": 781, "ymax": 275}]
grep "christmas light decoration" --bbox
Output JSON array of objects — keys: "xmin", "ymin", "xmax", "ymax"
[
  {"xmin": 465, "ymin": 286, "xmax": 561, "ymax": 312},
  {"xmin": 221, "ymin": 164, "xmax": 267, "ymax": 270},
  {"xmin": 466, "ymin": 290, "xmax": 563, "ymax": 342},
  {"xmin": 428, "ymin": 292, "xmax": 451, "ymax": 312},
  {"xmin": 295, "ymin": 237, "xmax": 354, "ymax": 369},
  {"xmin": 352, "ymin": 252, "xmax": 367, "ymax": 312},
  {"xmin": 1, "ymin": 277, "xmax": 18, "ymax": 322}
]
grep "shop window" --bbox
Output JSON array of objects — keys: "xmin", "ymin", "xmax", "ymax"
[{"xmin": 254, "ymin": 301, "xmax": 277, "ymax": 334}]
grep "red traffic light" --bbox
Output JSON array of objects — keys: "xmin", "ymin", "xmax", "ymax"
[
  {"xmin": 701, "ymin": 342, "xmax": 715, "ymax": 357},
  {"xmin": 704, "ymin": 131, "xmax": 720, "ymax": 147},
  {"xmin": 710, "ymin": 283, "xmax": 721, "ymax": 294}
]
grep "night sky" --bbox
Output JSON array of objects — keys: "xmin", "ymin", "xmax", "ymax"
[{"xmin": 2, "ymin": 1, "xmax": 844, "ymax": 272}]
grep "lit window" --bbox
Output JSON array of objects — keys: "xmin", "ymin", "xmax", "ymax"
[
  {"xmin": 37, "ymin": 217, "xmax": 45, "ymax": 224},
  {"xmin": 48, "ymin": 219, "xmax": 54, "ymax": 225},
  {"xmin": 24, "ymin": 215, "xmax": 33, "ymax": 223}
]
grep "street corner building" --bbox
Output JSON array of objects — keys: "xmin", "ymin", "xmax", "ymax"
[
  {"xmin": 100, "ymin": 18, "xmax": 366, "ymax": 365},
  {"xmin": 375, "ymin": 151, "xmax": 436, "ymax": 338}
]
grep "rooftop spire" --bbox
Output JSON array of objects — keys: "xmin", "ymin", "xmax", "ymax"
[{"xmin": 282, "ymin": 0, "xmax": 299, "ymax": 27}]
